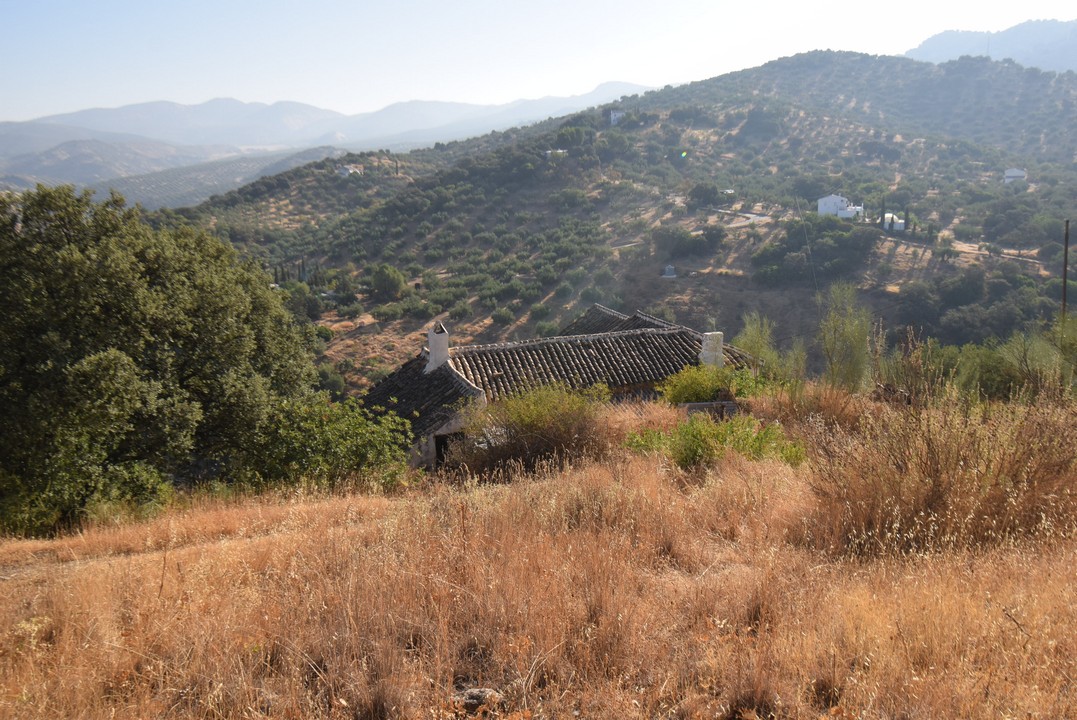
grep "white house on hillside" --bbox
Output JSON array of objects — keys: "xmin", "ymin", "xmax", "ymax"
[{"xmin": 817, "ymin": 194, "xmax": 864, "ymax": 219}]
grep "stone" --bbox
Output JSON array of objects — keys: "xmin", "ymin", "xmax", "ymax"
[{"xmin": 451, "ymin": 687, "xmax": 503, "ymax": 714}]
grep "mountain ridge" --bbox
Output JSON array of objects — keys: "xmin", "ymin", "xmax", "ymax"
[
  {"xmin": 906, "ymin": 18, "xmax": 1077, "ymax": 73},
  {"xmin": 1, "ymin": 82, "xmax": 650, "ymax": 203}
]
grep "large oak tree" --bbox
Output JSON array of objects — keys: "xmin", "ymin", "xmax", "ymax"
[{"xmin": 0, "ymin": 187, "xmax": 407, "ymax": 534}]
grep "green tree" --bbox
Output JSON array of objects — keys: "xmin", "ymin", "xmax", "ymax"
[
  {"xmin": 369, "ymin": 263, "xmax": 407, "ymax": 300},
  {"xmin": 0, "ymin": 187, "xmax": 406, "ymax": 534},
  {"xmin": 732, "ymin": 312, "xmax": 780, "ymax": 373},
  {"xmin": 818, "ymin": 283, "xmax": 872, "ymax": 391},
  {"xmin": 687, "ymin": 182, "xmax": 721, "ymax": 210}
]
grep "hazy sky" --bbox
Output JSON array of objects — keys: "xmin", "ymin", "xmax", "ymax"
[{"xmin": 2, "ymin": 0, "xmax": 1075, "ymax": 121}]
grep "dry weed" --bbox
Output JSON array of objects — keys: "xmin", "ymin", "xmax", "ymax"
[
  {"xmin": 801, "ymin": 392, "xmax": 1077, "ymax": 555},
  {"xmin": 1, "ymin": 400, "xmax": 1075, "ymax": 718}
]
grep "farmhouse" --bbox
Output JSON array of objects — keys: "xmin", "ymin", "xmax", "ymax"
[
  {"xmin": 1004, "ymin": 167, "xmax": 1027, "ymax": 184},
  {"xmin": 817, "ymin": 194, "xmax": 864, "ymax": 219},
  {"xmin": 361, "ymin": 305, "xmax": 751, "ymax": 466}
]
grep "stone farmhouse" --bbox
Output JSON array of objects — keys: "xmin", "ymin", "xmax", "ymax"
[{"xmin": 361, "ymin": 305, "xmax": 751, "ymax": 466}]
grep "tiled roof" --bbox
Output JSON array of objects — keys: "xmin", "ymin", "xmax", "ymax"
[
  {"xmin": 360, "ymin": 355, "xmax": 482, "ymax": 438},
  {"xmin": 559, "ymin": 305, "xmax": 752, "ymax": 369},
  {"xmin": 449, "ymin": 327, "xmax": 703, "ymax": 402},
  {"xmin": 720, "ymin": 342, "xmax": 754, "ymax": 370},
  {"xmin": 361, "ymin": 306, "xmax": 753, "ymax": 438}
]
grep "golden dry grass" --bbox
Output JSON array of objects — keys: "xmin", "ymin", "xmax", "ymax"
[{"xmin": 2, "ymin": 404, "xmax": 1075, "ymax": 718}]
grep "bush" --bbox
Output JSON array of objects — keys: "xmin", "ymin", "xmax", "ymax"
[
  {"xmin": 659, "ymin": 365, "xmax": 767, "ymax": 403},
  {"xmin": 372, "ymin": 303, "xmax": 403, "ymax": 321},
  {"xmin": 491, "ymin": 307, "xmax": 515, "ymax": 325},
  {"xmin": 626, "ymin": 414, "xmax": 804, "ymax": 470},
  {"xmin": 369, "ymin": 263, "xmax": 407, "ymax": 300},
  {"xmin": 239, "ymin": 396, "xmax": 411, "ymax": 492},
  {"xmin": 449, "ymin": 300, "xmax": 472, "ymax": 320},
  {"xmin": 535, "ymin": 320, "xmax": 560, "ymax": 337},
  {"xmin": 446, "ymin": 383, "xmax": 611, "ymax": 473}
]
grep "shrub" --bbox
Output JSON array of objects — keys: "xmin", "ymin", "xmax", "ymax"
[
  {"xmin": 449, "ymin": 300, "xmax": 472, "ymax": 320},
  {"xmin": 535, "ymin": 320, "xmax": 560, "ymax": 337},
  {"xmin": 491, "ymin": 307, "xmax": 515, "ymax": 325},
  {"xmin": 659, "ymin": 365, "xmax": 768, "ymax": 403},
  {"xmin": 800, "ymin": 391, "xmax": 1077, "ymax": 556},
  {"xmin": 369, "ymin": 263, "xmax": 407, "ymax": 300},
  {"xmin": 372, "ymin": 303, "xmax": 403, "ymax": 321},
  {"xmin": 239, "ymin": 396, "xmax": 411, "ymax": 492},
  {"xmin": 340, "ymin": 301, "xmax": 364, "ymax": 318},
  {"xmin": 627, "ymin": 414, "xmax": 804, "ymax": 470},
  {"xmin": 446, "ymin": 383, "xmax": 611, "ymax": 473}
]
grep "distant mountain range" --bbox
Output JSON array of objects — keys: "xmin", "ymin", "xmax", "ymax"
[
  {"xmin": 906, "ymin": 19, "xmax": 1077, "ymax": 73},
  {"xmin": 0, "ymin": 82, "xmax": 649, "ymax": 206}
]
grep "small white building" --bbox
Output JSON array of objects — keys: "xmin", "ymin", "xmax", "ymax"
[
  {"xmin": 337, "ymin": 164, "xmax": 364, "ymax": 177},
  {"xmin": 1004, "ymin": 168, "xmax": 1027, "ymax": 184},
  {"xmin": 882, "ymin": 212, "xmax": 906, "ymax": 232},
  {"xmin": 610, "ymin": 110, "xmax": 626, "ymax": 126},
  {"xmin": 817, "ymin": 194, "xmax": 864, "ymax": 219}
]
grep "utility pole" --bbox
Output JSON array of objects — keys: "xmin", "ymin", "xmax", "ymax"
[{"xmin": 1062, "ymin": 219, "xmax": 1070, "ymax": 346}]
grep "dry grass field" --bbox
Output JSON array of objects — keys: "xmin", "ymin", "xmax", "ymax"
[{"xmin": 2, "ymin": 396, "xmax": 1075, "ymax": 719}]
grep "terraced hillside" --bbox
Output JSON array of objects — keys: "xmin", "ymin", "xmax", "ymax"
[{"xmin": 159, "ymin": 51, "xmax": 1074, "ymax": 386}]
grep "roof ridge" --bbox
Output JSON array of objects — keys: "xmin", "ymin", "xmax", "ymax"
[
  {"xmin": 590, "ymin": 303, "xmax": 630, "ymax": 320},
  {"xmin": 441, "ymin": 361, "xmax": 485, "ymax": 397},
  {"xmin": 450, "ymin": 326, "xmax": 697, "ymax": 355},
  {"xmin": 631, "ymin": 309, "xmax": 683, "ymax": 329}
]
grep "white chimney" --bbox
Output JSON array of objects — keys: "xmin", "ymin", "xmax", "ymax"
[
  {"xmin": 424, "ymin": 322, "xmax": 450, "ymax": 373},
  {"xmin": 700, "ymin": 331, "xmax": 724, "ymax": 368}
]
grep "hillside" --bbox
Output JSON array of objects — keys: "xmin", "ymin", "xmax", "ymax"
[
  {"xmin": 156, "ymin": 51, "xmax": 1075, "ymax": 387},
  {"xmin": 89, "ymin": 146, "xmax": 350, "ymax": 210},
  {"xmin": 646, "ymin": 51, "xmax": 1077, "ymax": 160},
  {"xmin": 0, "ymin": 133, "xmax": 245, "ymax": 191}
]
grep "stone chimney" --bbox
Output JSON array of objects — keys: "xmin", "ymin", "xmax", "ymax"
[
  {"xmin": 699, "ymin": 331, "xmax": 724, "ymax": 368},
  {"xmin": 424, "ymin": 322, "xmax": 450, "ymax": 373}
]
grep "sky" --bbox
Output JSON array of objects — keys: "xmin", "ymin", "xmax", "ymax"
[{"xmin": 2, "ymin": 0, "xmax": 1075, "ymax": 122}]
